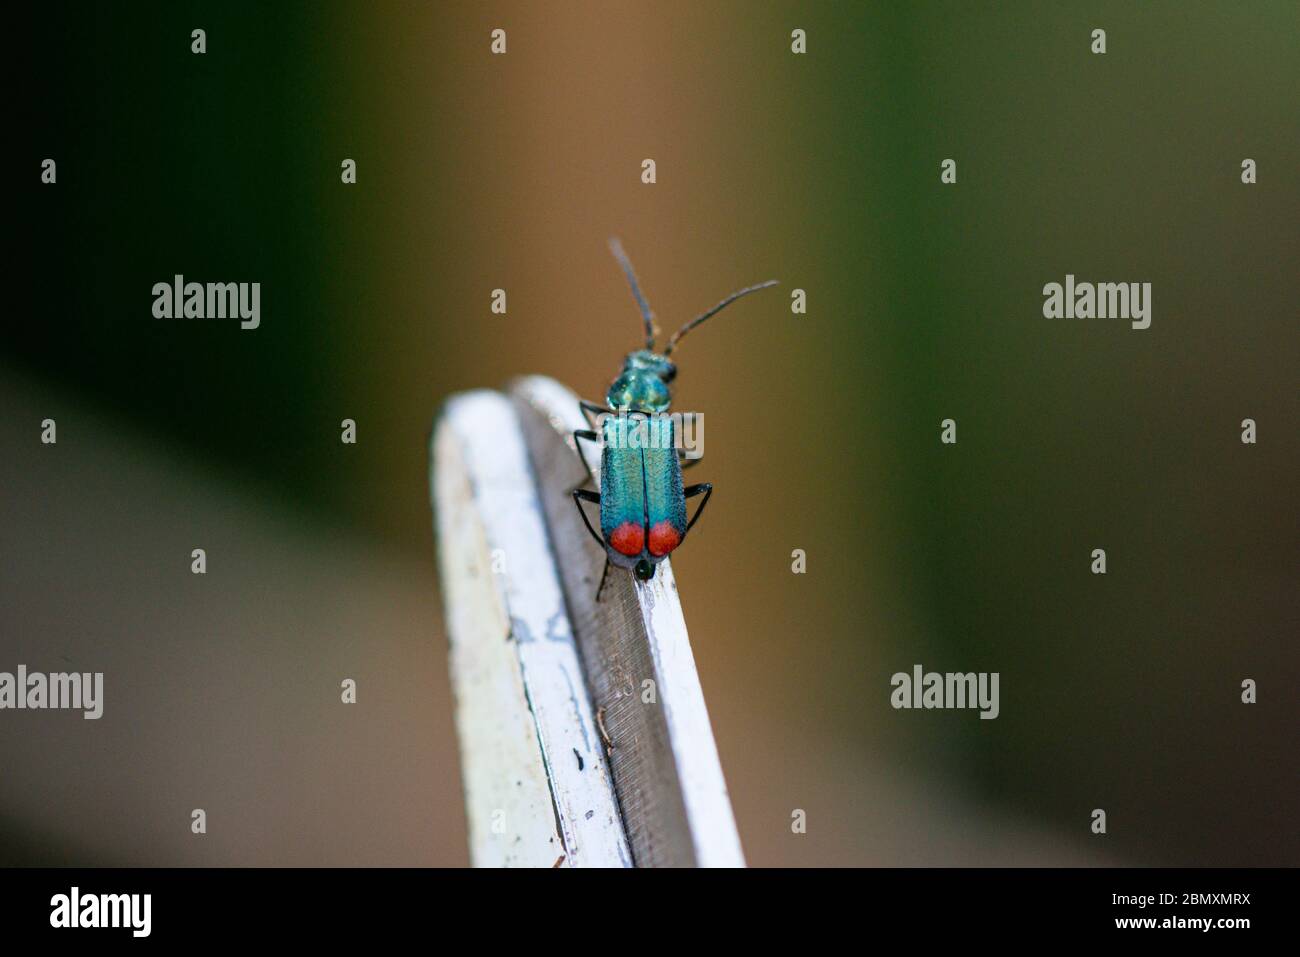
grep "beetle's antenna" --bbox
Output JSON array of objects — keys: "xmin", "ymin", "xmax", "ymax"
[
  {"xmin": 663, "ymin": 279, "xmax": 779, "ymax": 356},
  {"xmin": 608, "ymin": 238, "xmax": 657, "ymax": 350}
]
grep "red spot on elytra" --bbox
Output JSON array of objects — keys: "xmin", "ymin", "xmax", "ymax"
[
  {"xmin": 609, "ymin": 522, "xmax": 644, "ymax": 557},
  {"xmin": 647, "ymin": 521, "xmax": 682, "ymax": 557}
]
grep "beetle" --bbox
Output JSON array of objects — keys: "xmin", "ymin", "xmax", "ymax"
[{"xmin": 571, "ymin": 238, "xmax": 778, "ymax": 595}]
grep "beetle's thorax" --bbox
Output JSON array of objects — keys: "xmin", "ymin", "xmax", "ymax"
[{"xmin": 605, "ymin": 349, "xmax": 676, "ymax": 414}]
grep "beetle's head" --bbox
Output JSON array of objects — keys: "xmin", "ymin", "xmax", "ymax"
[
  {"xmin": 623, "ymin": 349, "xmax": 677, "ymax": 382},
  {"xmin": 634, "ymin": 558, "xmax": 655, "ymax": 581},
  {"xmin": 605, "ymin": 350, "xmax": 675, "ymax": 413}
]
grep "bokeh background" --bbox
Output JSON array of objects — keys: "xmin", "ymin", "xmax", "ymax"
[{"xmin": 5, "ymin": 1, "xmax": 1296, "ymax": 866}]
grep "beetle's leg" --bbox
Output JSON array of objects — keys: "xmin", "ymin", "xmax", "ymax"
[
  {"xmin": 571, "ymin": 429, "xmax": 600, "ymax": 481},
  {"xmin": 683, "ymin": 482, "xmax": 713, "ymax": 534},
  {"xmin": 579, "ymin": 399, "xmax": 614, "ymax": 430},
  {"xmin": 676, "ymin": 411, "xmax": 704, "ymax": 470},
  {"xmin": 595, "ymin": 558, "xmax": 612, "ymax": 603},
  {"xmin": 572, "ymin": 488, "xmax": 613, "ymax": 602},
  {"xmin": 571, "ymin": 488, "xmax": 605, "ymax": 549}
]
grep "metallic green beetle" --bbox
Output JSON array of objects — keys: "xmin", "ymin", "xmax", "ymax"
[{"xmin": 571, "ymin": 239, "xmax": 778, "ymax": 593}]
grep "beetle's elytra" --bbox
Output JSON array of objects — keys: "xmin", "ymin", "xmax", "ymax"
[{"xmin": 571, "ymin": 239, "xmax": 778, "ymax": 596}]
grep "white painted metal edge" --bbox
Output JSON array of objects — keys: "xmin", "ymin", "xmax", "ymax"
[
  {"xmin": 432, "ymin": 390, "xmax": 631, "ymax": 867},
  {"xmin": 510, "ymin": 375, "xmax": 746, "ymax": 868}
]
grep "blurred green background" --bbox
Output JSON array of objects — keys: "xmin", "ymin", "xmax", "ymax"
[{"xmin": 4, "ymin": 1, "xmax": 1296, "ymax": 866}]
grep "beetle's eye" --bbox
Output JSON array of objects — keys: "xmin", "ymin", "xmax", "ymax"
[
  {"xmin": 661, "ymin": 362, "xmax": 677, "ymax": 383},
  {"xmin": 634, "ymin": 559, "xmax": 654, "ymax": 581}
]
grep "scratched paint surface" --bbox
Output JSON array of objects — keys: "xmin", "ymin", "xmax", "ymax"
[{"xmin": 434, "ymin": 391, "xmax": 630, "ymax": 867}]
